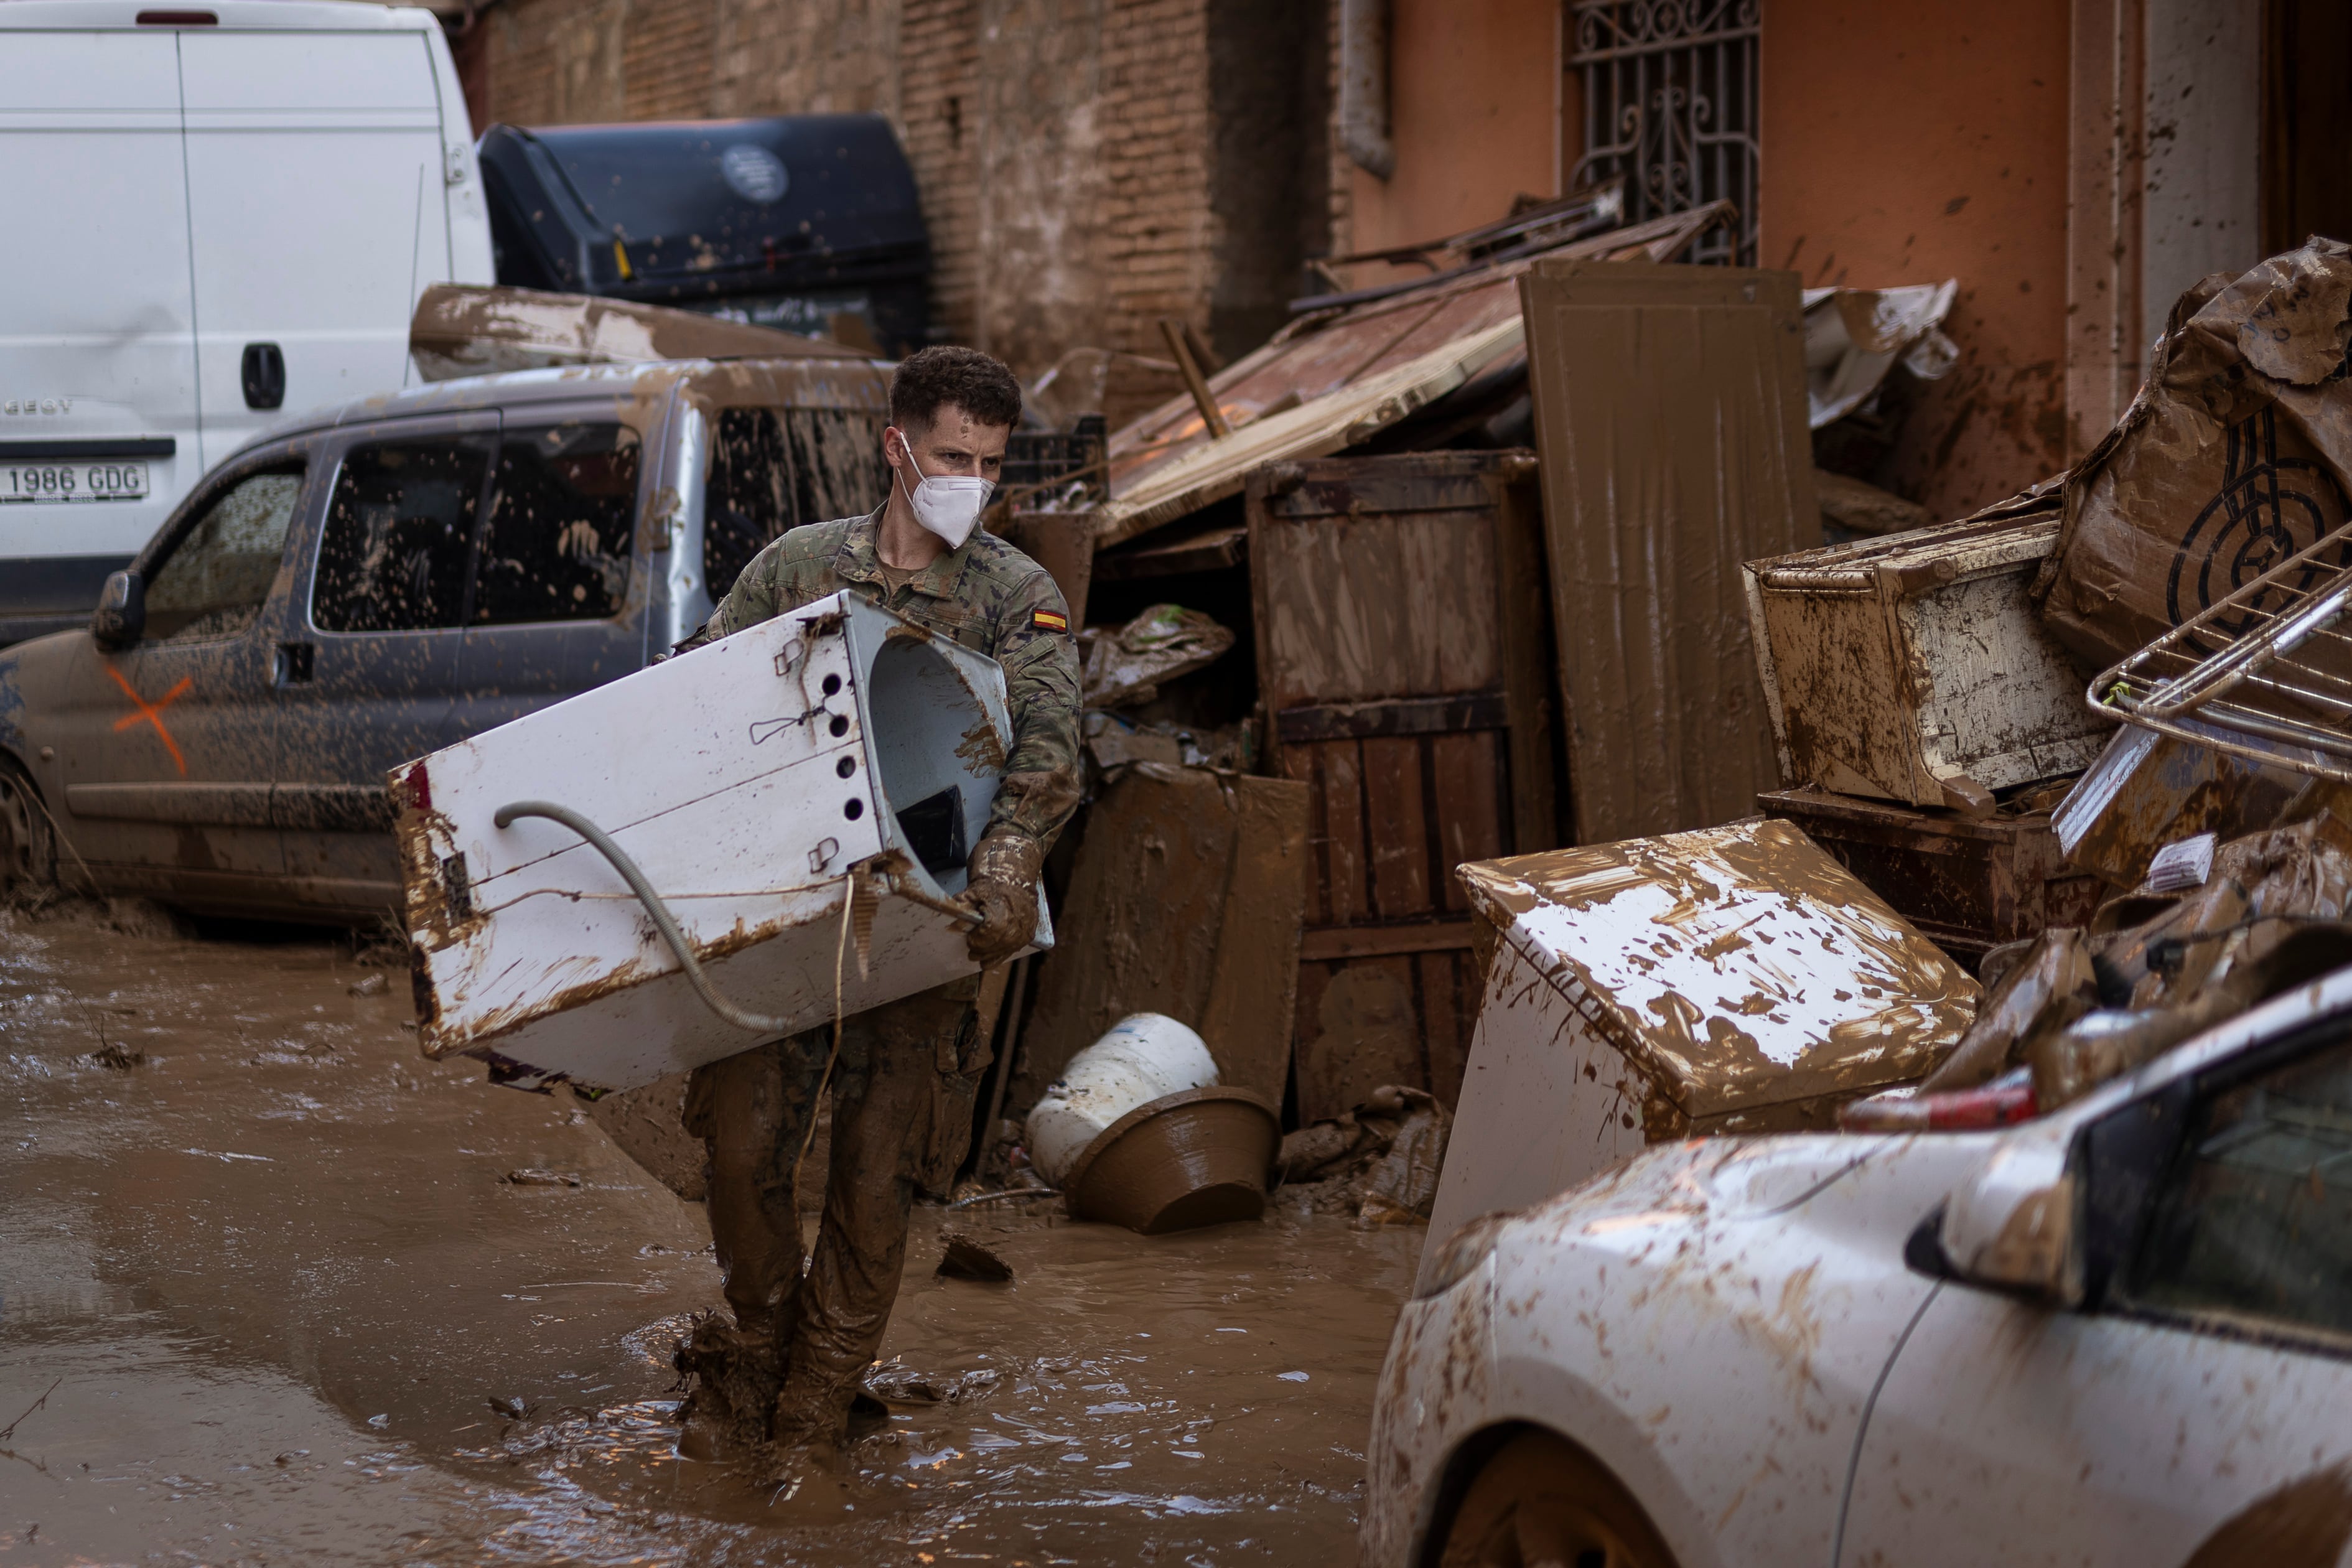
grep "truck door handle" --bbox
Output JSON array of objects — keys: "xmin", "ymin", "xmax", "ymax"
[{"xmin": 275, "ymin": 642, "xmax": 315, "ymax": 684}]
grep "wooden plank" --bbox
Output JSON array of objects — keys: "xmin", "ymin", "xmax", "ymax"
[
  {"xmin": 1520, "ymin": 261, "xmax": 1815, "ymax": 844},
  {"xmin": 1276, "ymin": 692, "xmax": 1508, "ymax": 744},
  {"xmin": 1103, "ymin": 205, "xmax": 1736, "ymax": 548},
  {"xmin": 1299, "ymin": 919, "xmax": 1476, "ymax": 961},
  {"xmin": 1428, "ymin": 730, "xmax": 1505, "ymax": 914},
  {"xmin": 1419, "ymin": 949, "xmax": 1471, "ymax": 1108},
  {"xmin": 1196, "ymin": 775, "xmax": 1312, "ymax": 1106},
  {"xmin": 1491, "ymin": 464, "xmax": 1562, "ymax": 850},
  {"xmin": 1360, "ymin": 735, "xmax": 1431, "ymax": 918},
  {"xmin": 1321, "ymin": 739, "xmax": 1370, "ymax": 925},
  {"xmin": 1282, "ymin": 743, "xmax": 1330, "ymax": 926},
  {"xmin": 1091, "ymin": 523, "xmax": 1247, "ymax": 581},
  {"xmin": 1100, "ymin": 317, "xmax": 1526, "ymax": 546},
  {"xmin": 992, "ymin": 509, "xmax": 1096, "ymax": 627},
  {"xmin": 1250, "ymin": 490, "xmax": 1504, "ymax": 711},
  {"xmin": 1293, "ymin": 955, "xmax": 1427, "ymax": 1123}
]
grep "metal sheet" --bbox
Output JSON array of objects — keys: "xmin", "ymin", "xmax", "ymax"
[
  {"xmin": 2052, "ymin": 717, "xmax": 2314, "ymax": 887},
  {"xmin": 1096, "ymin": 204, "xmax": 1732, "ymax": 548},
  {"xmin": 1521, "ymin": 259, "xmax": 1816, "ymax": 842}
]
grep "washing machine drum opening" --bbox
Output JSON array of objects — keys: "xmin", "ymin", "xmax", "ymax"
[{"xmin": 866, "ymin": 635, "xmax": 998, "ymax": 896}]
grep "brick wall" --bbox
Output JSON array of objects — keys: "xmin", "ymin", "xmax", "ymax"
[
  {"xmin": 621, "ymin": 0, "xmax": 718, "ymax": 119},
  {"xmin": 1098, "ymin": 0, "xmax": 1212, "ymax": 359}
]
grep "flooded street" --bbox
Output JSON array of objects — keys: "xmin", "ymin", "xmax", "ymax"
[{"xmin": 0, "ymin": 903, "xmax": 1417, "ymax": 1565}]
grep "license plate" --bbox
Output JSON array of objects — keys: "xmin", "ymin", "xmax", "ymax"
[{"xmin": 1, "ymin": 460, "xmax": 149, "ymax": 503}]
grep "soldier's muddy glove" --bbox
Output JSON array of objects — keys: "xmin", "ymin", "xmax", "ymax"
[{"xmin": 958, "ymin": 832, "xmax": 1042, "ymax": 967}]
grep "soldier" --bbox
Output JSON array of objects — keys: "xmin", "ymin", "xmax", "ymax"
[{"xmin": 674, "ymin": 347, "xmax": 1081, "ymax": 1462}]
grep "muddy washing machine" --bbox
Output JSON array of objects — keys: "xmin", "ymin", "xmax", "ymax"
[{"xmin": 394, "ymin": 591, "xmax": 1048, "ymax": 1091}]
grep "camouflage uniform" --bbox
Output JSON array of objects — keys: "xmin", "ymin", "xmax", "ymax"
[{"xmin": 679, "ymin": 506, "xmax": 1080, "ymax": 1447}]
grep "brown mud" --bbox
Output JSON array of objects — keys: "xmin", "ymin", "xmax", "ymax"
[{"xmin": 0, "ymin": 903, "xmax": 1416, "ymax": 1564}]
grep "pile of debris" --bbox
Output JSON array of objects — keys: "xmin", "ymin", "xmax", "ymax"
[
  {"xmin": 972, "ymin": 189, "xmax": 1802, "ymax": 1204},
  {"xmin": 1740, "ymin": 237, "xmax": 2352, "ymax": 1129}
]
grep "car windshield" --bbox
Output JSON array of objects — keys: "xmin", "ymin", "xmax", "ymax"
[{"xmin": 144, "ymin": 468, "xmax": 305, "ymax": 642}]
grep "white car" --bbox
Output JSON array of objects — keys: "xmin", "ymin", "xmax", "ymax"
[{"xmin": 1365, "ymin": 964, "xmax": 2352, "ymax": 1567}]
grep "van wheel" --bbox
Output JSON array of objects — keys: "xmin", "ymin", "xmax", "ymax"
[
  {"xmin": 1437, "ymin": 1430, "xmax": 1680, "ymax": 1568},
  {"xmin": 0, "ymin": 758, "xmax": 56, "ymax": 895}
]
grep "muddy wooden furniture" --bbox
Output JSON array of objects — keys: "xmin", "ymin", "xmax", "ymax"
[
  {"xmin": 1743, "ymin": 504, "xmax": 2107, "ymax": 810},
  {"xmin": 1009, "ymin": 765, "xmax": 1309, "ymax": 1114},
  {"xmin": 1759, "ymin": 786, "xmax": 2106, "ymax": 971},
  {"xmin": 1246, "ymin": 449, "xmax": 1560, "ymax": 1121}
]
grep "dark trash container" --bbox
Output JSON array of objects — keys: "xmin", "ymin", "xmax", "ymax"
[{"xmin": 477, "ymin": 114, "xmax": 930, "ymax": 355}]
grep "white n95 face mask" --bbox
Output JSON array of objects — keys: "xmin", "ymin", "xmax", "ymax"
[{"xmin": 894, "ymin": 436, "xmax": 993, "ymax": 549}]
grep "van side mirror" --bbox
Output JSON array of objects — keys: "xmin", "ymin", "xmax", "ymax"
[{"xmin": 93, "ymin": 569, "xmax": 146, "ymax": 648}]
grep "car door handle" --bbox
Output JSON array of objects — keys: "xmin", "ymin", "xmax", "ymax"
[{"xmin": 275, "ymin": 642, "xmax": 315, "ymax": 685}]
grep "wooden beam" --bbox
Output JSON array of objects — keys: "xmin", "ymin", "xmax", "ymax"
[
  {"xmin": 1159, "ymin": 317, "xmax": 1230, "ymax": 439},
  {"xmin": 1299, "ymin": 920, "xmax": 1477, "ymax": 961}
]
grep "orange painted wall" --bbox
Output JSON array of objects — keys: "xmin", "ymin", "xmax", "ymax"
[
  {"xmin": 1761, "ymin": 0, "xmax": 2073, "ymax": 521},
  {"xmin": 1345, "ymin": 0, "xmax": 1560, "ymax": 258}
]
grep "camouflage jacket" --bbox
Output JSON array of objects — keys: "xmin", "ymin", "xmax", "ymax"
[{"xmin": 686, "ymin": 508, "xmax": 1083, "ymax": 852}]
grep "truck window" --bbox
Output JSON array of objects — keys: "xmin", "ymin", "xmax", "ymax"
[
  {"xmin": 314, "ymin": 439, "xmax": 490, "ymax": 633},
  {"xmin": 2128, "ymin": 1032, "xmax": 2352, "ymax": 1342},
  {"xmin": 704, "ymin": 408, "xmax": 887, "ymax": 600},
  {"xmin": 143, "ymin": 468, "xmax": 306, "ymax": 643},
  {"xmin": 472, "ymin": 423, "xmax": 640, "ymax": 625}
]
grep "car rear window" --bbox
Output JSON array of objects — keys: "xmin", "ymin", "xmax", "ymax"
[
  {"xmin": 472, "ymin": 422, "xmax": 640, "ymax": 625},
  {"xmin": 704, "ymin": 406, "xmax": 885, "ymax": 599},
  {"xmin": 314, "ymin": 438, "xmax": 490, "ymax": 633}
]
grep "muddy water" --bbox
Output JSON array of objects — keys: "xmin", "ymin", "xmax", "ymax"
[{"xmin": 0, "ymin": 905, "xmax": 1417, "ymax": 1564}]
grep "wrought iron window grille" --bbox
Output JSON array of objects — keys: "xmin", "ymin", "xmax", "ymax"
[{"xmin": 1568, "ymin": 0, "xmax": 1760, "ymax": 268}]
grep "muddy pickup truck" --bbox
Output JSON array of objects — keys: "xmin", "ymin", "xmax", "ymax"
[{"xmin": 0, "ymin": 357, "xmax": 888, "ymax": 922}]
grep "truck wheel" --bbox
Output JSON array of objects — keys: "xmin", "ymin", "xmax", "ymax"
[
  {"xmin": 1437, "ymin": 1430, "xmax": 1680, "ymax": 1568},
  {"xmin": 0, "ymin": 758, "xmax": 56, "ymax": 895}
]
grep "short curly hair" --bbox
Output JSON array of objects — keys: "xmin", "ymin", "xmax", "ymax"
[{"xmin": 889, "ymin": 345, "xmax": 1024, "ymax": 433}]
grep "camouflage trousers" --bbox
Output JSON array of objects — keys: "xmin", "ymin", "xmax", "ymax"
[{"xmin": 682, "ymin": 976, "xmax": 987, "ymax": 1446}]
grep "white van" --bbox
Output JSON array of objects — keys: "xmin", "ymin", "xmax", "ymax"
[{"xmin": 0, "ymin": 0, "xmax": 493, "ymax": 643}]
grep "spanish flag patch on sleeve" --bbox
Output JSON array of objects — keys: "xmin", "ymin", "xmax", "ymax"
[{"xmin": 1032, "ymin": 608, "xmax": 1070, "ymax": 633}]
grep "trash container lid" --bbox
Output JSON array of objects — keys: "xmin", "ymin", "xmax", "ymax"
[
  {"xmin": 478, "ymin": 115, "xmax": 928, "ymax": 301},
  {"xmin": 1457, "ymin": 818, "xmax": 1978, "ymax": 1118}
]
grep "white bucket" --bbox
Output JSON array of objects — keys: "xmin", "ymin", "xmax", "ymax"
[{"xmin": 1026, "ymin": 1013, "xmax": 1219, "ymax": 1186}]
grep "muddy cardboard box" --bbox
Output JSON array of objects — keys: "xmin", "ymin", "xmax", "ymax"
[
  {"xmin": 394, "ymin": 590, "xmax": 1047, "ymax": 1092},
  {"xmin": 1744, "ymin": 509, "xmax": 2108, "ymax": 808},
  {"xmin": 1419, "ymin": 818, "xmax": 1978, "ymax": 1277}
]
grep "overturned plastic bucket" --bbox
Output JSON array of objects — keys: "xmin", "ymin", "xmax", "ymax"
[
  {"xmin": 1027, "ymin": 1013, "xmax": 1219, "ymax": 1182},
  {"xmin": 1026, "ymin": 1013, "xmax": 1278, "ymax": 1234},
  {"xmin": 1060, "ymin": 1086, "xmax": 1281, "ymax": 1234}
]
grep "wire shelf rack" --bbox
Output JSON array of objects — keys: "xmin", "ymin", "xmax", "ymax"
[{"xmin": 2094, "ymin": 520, "xmax": 2352, "ymax": 781}]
